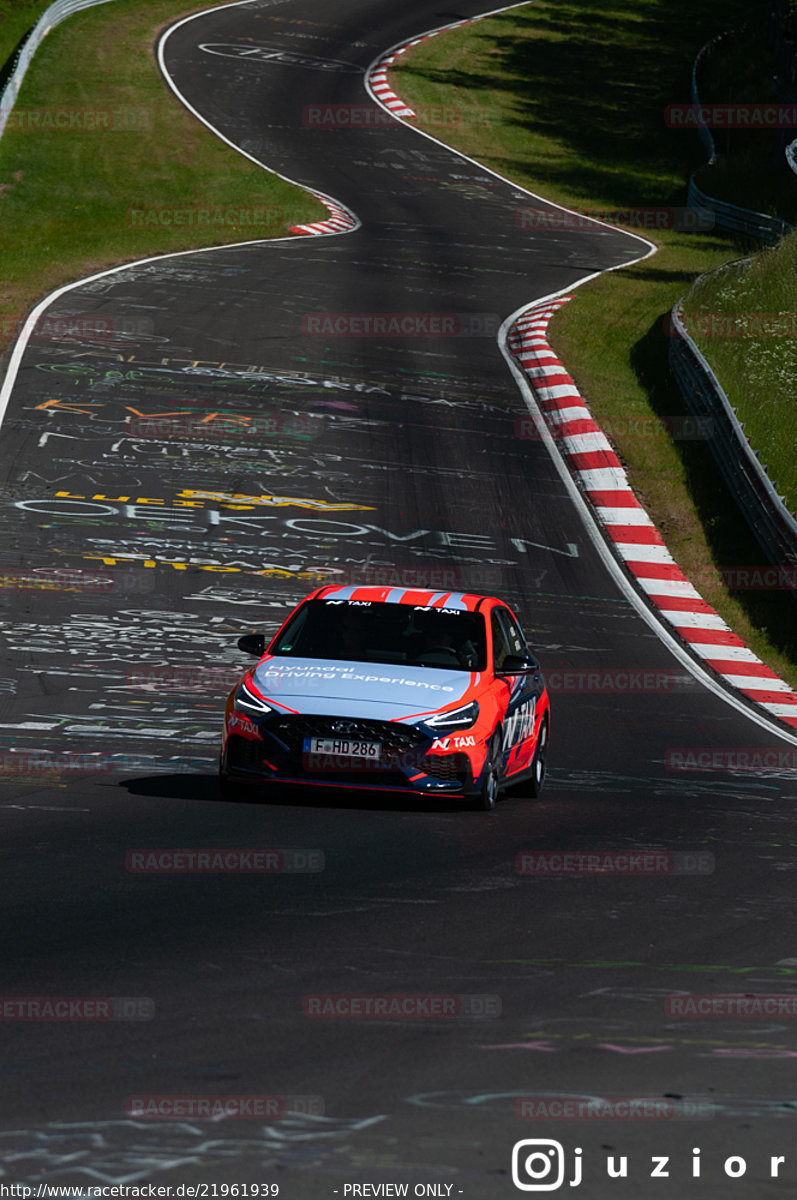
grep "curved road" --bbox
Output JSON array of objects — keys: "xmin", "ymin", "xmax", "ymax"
[{"xmin": 0, "ymin": 1, "xmax": 796, "ymax": 1196}]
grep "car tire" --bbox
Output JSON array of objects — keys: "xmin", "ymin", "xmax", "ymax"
[
  {"xmin": 527, "ymin": 715, "xmax": 549, "ymax": 798},
  {"xmin": 472, "ymin": 731, "xmax": 502, "ymax": 812}
]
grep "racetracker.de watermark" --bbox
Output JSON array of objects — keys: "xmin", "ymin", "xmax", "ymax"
[
  {"xmin": 544, "ymin": 669, "xmax": 697, "ymax": 693},
  {"xmin": 1, "ymin": 314, "xmax": 154, "ymax": 344},
  {"xmin": 665, "ymin": 994, "xmax": 797, "ymax": 1018},
  {"xmin": 127, "ymin": 206, "xmax": 283, "ymax": 228},
  {"xmin": 0, "ymin": 567, "xmax": 153, "ymax": 595},
  {"xmin": 301, "ymin": 312, "xmax": 500, "ymax": 337},
  {"xmin": 690, "ymin": 565, "xmax": 797, "ymax": 591},
  {"xmin": 666, "ymin": 102, "xmax": 797, "ymax": 127},
  {"xmin": 669, "ymin": 312, "xmax": 797, "ymax": 338},
  {"xmin": 665, "ymin": 748, "xmax": 797, "ymax": 772},
  {"xmin": 126, "ymin": 849, "xmax": 324, "ymax": 873},
  {"xmin": 515, "ymin": 415, "xmax": 713, "ymax": 441},
  {"xmin": 126, "ymin": 412, "xmax": 318, "ymax": 441},
  {"xmin": 300, "ymin": 744, "xmax": 439, "ymax": 774},
  {"xmin": 0, "ymin": 997, "xmax": 153, "ymax": 1021},
  {"xmin": 0, "ymin": 751, "xmax": 115, "ymax": 776},
  {"xmin": 303, "ymin": 994, "xmax": 501, "ymax": 1018},
  {"xmin": 515, "ymin": 206, "xmax": 714, "ymax": 231},
  {"xmin": 126, "ymin": 1094, "xmax": 323, "ymax": 1119},
  {"xmin": 126, "ymin": 665, "xmax": 246, "ymax": 692},
  {"xmin": 303, "ymin": 102, "xmax": 460, "ymax": 128},
  {"xmin": 516, "ymin": 1096, "xmax": 715, "ymax": 1121},
  {"xmin": 316, "ymin": 564, "xmax": 503, "ymax": 590},
  {"xmin": 516, "ymin": 851, "xmax": 715, "ymax": 876},
  {"xmin": 0, "ymin": 106, "xmax": 151, "ymax": 131}
]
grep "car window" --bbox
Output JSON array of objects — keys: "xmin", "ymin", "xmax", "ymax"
[
  {"xmin": 490, "ymin": 609, "xmax": 513, "ymax": 670},
  {"xmin": 497, "ymin": 608, "xmax": 527, "ymax": 657},
  {"xmin": 269, "ymin": 599, "xmax": 487, "ymax": 670}
]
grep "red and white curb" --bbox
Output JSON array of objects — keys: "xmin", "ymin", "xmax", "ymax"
[
  {"xmin": 290, "ymin": 194, "xmax": 358, "ymax": 237},
  {"xmin": 509, "ymin": 298, "xmax": 797, "ymax": 732},
  {"xmin": 369, "ymin": 52, "xmax": 418, "ymax": 119},
  {"xmin": 367, "ymin": 17, "xmax": 486, "ymax": 121}
]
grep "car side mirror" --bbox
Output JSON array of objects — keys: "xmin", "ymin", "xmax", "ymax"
[
  {"xmin": 497, "ymin": 653, "xmax": 540, "ymax": 677},
  {"xmin": 237, "ymin": 633, "xmax": 266, "ymax": 657}
]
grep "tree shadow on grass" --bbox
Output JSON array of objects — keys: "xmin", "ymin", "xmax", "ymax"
[{"xmin": 397, "ymin": 0, "xmax": 772, "ymax": 210}]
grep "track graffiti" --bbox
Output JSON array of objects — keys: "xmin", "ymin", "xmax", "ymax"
[
  {"xmin": 0, "ymin": 1114, "xmax": 387, "ymax": 1184},
  {"xmin": 22, "ymin": 487, "xmax": 375, "ymax": 512},
  {"xmin": 32, "ymin": 359, "xmax": 389, "ymax": 395},
  {"xmin": 199, "ymin": 42, "xmax": 365, "ymax": 74}
]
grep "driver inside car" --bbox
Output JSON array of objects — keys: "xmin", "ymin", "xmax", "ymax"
[{"xmin": 407, "ymin": 614, "xmax": 479, "ymax": 669}]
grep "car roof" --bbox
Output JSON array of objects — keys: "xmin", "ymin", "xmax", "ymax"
[{"xmin": 311, "ymin": 585, "xmax": 495, "ymax": 612}]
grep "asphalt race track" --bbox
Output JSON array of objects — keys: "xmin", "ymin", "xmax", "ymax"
[{"xmin": 1, "ymin": 1, "xmax": 796, "ymax": 1196}]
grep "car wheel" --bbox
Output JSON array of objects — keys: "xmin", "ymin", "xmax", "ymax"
[
  {"xmin": 472, "ymin": 731, "xmax": 502, "ymax": 812},
  {"xmin": 527, "ymin": 715, "xmax": 549, "ymax": 798}
]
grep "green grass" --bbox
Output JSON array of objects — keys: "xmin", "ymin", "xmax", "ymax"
[
  {"xmin": 0, "ymin": 0, "xmax": 325, "ymax": 358},
  {"xmin": 392, "ymin": 0, "xmax": 797, "ymax": 685},
  {"xmin": 681, "ymin": 233, "xmax": 797, "ymax": 513},
  {"xmin": 396, "ymin": 1, "xmax": 712, "ymax": 211}
]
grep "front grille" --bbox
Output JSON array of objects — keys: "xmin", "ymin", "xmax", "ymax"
[
  {"xmin": 266, "ymin": 715, "xmax": 427, "ymax": 757},
  {"xmin": 421, "ymin": 753, "xmax": 471, "ymax": 784},
  {"xmin": 227, "ymin": 731, "xmax": 469, "ymax": 791}
]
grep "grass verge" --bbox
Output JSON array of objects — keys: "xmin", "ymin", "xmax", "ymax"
[
  {"xmin": 681, "ymin": 234, "xmax": 797, "ymax": 514},
  {"xmin": 391, "ymin": 0, "xmax": 797, "ymax": 685},
  {"xmin": 0, "ymin": 0, "xmax": 325, "ymax": 361}
]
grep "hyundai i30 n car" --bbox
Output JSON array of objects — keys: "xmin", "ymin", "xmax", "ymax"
[{"xmin": 220, "ymin": 585, "xmax": 550, "ymax": 810}]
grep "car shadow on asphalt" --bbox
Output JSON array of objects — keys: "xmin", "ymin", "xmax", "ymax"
[{"xmin": 118, "ymin": 773, "xmax": 473, "ymax": 813}]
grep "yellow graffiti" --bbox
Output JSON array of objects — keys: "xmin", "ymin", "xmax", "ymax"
[
  {"xmin": 83, "ymin": 554, "xmax": 339, "ymax": 581},
  {"xmin": 176, "ymin": 489, "xmax": 374, "ymax": 512},
  {"xmin": 54, "ymin": 489, "xmax": 374, "ymax": 512}
]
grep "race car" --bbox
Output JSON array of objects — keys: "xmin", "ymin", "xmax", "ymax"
[{"xmin": 219, "ymin": 585, "xmax": 550, "ymax": 810}]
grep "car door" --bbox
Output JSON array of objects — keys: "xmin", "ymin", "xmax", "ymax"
[{"xmin": 493, "ymin": 606, "xmax": 541, "ymax": 777}]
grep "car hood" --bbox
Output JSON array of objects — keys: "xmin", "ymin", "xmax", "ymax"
[{"xmin": 252, "ymin": 656, "xmax": 479, "ymax": 719}]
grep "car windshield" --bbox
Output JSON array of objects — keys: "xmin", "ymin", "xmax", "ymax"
[{"xmin": 269, "ymin": 599, "xmax": 487, "ymax": 671}]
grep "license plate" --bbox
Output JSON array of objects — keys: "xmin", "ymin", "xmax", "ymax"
[{"xmin": 304, "ymin": 737, "xmax": 382, "ymax": 759}]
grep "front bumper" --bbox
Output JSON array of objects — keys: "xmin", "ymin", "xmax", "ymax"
[{"xmin": 222, "ymin": 712, "xmax": 478, "ymax": 795}]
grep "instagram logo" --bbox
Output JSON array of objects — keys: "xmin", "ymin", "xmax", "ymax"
[{"xmin": 512, "ymin": 1140, "xmax": 580, "ymax": 1191}]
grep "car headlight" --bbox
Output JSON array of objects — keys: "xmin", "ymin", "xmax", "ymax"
[
  {"xmin": 423, "ymin": 701, "xmax": 480, "ymax": 732},
  {"xmin": 233, "ymin": 679, "xmax": 278, "ymax": 718}
]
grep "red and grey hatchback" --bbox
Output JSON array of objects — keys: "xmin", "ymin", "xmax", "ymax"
[{"xmin": 220, "ymin": 585, "xmax": 550, "ymax": 810}]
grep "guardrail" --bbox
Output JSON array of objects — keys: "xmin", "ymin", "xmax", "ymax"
[
  {"xmin": 687, "ymin": 32, "xmax": 794, "ymax": 242},
  {"xmin": 687, "ymin": 173, "xmax": 792, "ymax": 242},
  {"xmin": 668, "ymin": 299, "xmax": 797, "ymax": 586},
  {"xmin": 0, "ymin": 0, "xmax": 116, "ymax": 141}
]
